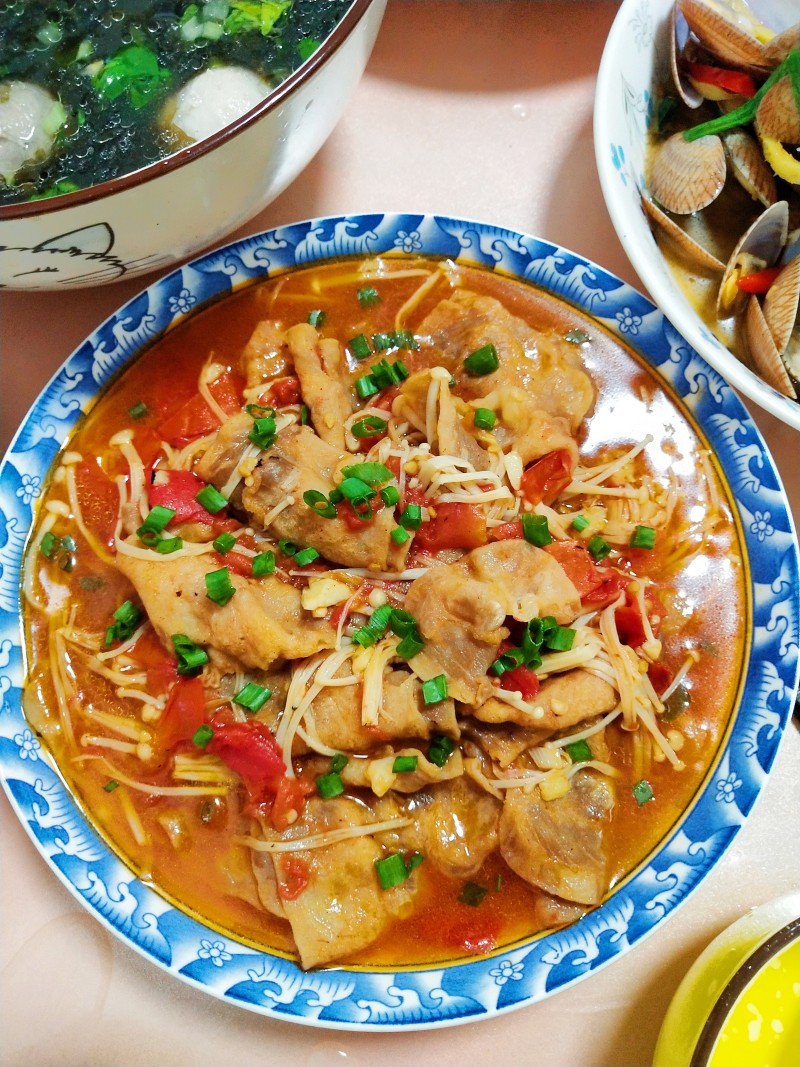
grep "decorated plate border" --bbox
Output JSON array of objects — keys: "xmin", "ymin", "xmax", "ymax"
[{"xmin": 1, "ymin": 213, "xmax": 798, "ymax": 1031}]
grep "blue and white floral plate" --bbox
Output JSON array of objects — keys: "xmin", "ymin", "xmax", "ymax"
[
  {"xmin": 1, "ymin": 213, "xmax": 798, "ymax": 1030},
  {"xmin": 594, "ymin": 0, "xmax": 800, "ymax": 431}
]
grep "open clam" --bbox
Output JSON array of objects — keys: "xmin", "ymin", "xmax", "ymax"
[
  {"xmin": 642, "ymin": 0, "xmax": 800, "ymax": 406},
  {"xmin": 717, "ymin": 199, "xmax": 788, "ymax": 318}
]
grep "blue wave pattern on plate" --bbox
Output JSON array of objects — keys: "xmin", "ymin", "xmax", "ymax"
[{"xmin": 0, "ymin": 213, "xmax": 797, "ymax": 1030}]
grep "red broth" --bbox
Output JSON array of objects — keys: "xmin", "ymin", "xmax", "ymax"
[{"xmin": 22, "ymin": 259, "xmax": 745, "ymax": 967}]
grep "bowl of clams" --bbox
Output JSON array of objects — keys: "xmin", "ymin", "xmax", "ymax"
[{"xmin": 595, "ymin": 0, "xmax": 800, "ymax": 429}]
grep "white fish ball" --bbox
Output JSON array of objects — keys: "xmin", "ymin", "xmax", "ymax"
[
  {"xmin": 0, "ymin": 81, "xmax": 65, "ymax": 183},
  {"xmin": 167, "ymin": 66, "xmax": 271, "ymax": 144}
]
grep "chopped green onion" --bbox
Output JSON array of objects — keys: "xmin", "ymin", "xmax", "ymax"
[
  {"xmin": 392, "ymin": 755, "xmax": 418, "ymax": 773},
  {"xmin": 193, "ymin": 724, "xmax": 214, "ymax": 749},
  {"xmin": 371, "ymin": 332, "xmax": 393, "ymax": 351},
  {"xmin": 294, "ymin": 547, "xmax": 319, "ymax": 567},
  {"xmin": 521, "ymin": 513, "xmax": 552, "ymax": 546},
  {"xmin": 278, "ymin": 539, "xmax": 299, "ymax": 557},
  {"xmin": 171, "ymin": 634, "xmax": 208, "ymax": 675},
  {"xmin": 393, "ymin": 358, "xmax": 410, "ymax": 379},
  {"xmin": 246, "ymin": 403, "xmax": 276, "ymax": 420},
  {"xmin": 399, "ymin": 504, "xmax": 422, "ymax": 530},
  {"xmin": 396, "ymin": 630, "xmax": 425, "ymax": 659},
  {"xmin": 103, "ymin": 779, "xmax": 120, "ymax": 793},
  {"xmin": 565, "ymin": 329, "xmax": 590, "ymax": 344},
  {"xmin": 205, "ymin": 566, "xmax": 236, "ymax": 606},
  {"xmin": 427, "ymin": 734, "xmax": 455, "ymax": 767},
  {"xmin": 371, "ymin": 358, "xmax": 400, "ymax": 389},
  {"xmin": 380, "ymin": 484, "xmax": 400, "ymax": 507},
  {"xmin": 331, "ymin": 753, "xmax": 348, "ymax": 774},
  {"xmin": 39, "ymin": 531, "xmax": 58, "ymax": 558},
  {"xmin": 393, "ymin": 331, "xmax": 418, "ymax": 352},
  {"xmin": 474, "ymin": 407, "xmax": 496, "ymax": 431},
  {"xmin": 300, "ymin": 404, "xmax": 310, "ymax": 425},
  {"xmin": 351, "ymin": 415, "xmax": 388, "ymax": 439},
  {"xmin": 348, "ymin": 333, "xmax": 372, "ymax": 361},
  {"xmin": 357, "ymin": 286, "xmax": 381, "ymax": 307},
  {"xmin": 104, "ymin": 600, "xmax": 143, "ymax": 647},
  {"xmin": 588, "ymin": 535, "xmax": 611, "ymax": 561},
  {"xmin": 338, "ymin": 476, "xmax": 376, "ymax": 502},
  {"xmin": 490, "ymin": 647, "xmax": 525, "ymax": 677},
  {"xmin": 407, "ymin": 850, "xmax": 424, "ymax": 873},
  {"xmin": 459, "ymin": 881, "xmax": 488, "ymax": 907},
  {"xmin": 660, "ymin": 684, "xmax": 691, "ymax": 722},
  {"xmin": 316, "ymin": 771, "xmax": 344, "ymax": 799},
  {"xmin": 341, "ymin": 462, "xmax": 392, "ymax": 487},
  {"xmin": 195, "ymin": 485, "xmax": 228, "ymax": 515},
  {"xmin": 464, "ymin": 343, "xmax": 499, "ymax": 376},
  {"xmin": 632, "ymin": 779, "xmax": 655, "ymax": 806},
  {"xmin": 570, "ymin": 514, "xmax": 589, "ymax": 532},
  {"xmin": 128, "ymin": 401, "xmax": 149, "ymax": 420},
  {"xmin": 355, "ymin": 374, "xmax": 379, "ymax": 399},
  {"xmin": 249, "ymin": 416, "xmax": 277, "ymax": 450},
  {"xmin": 234, "ymin": 682, "xmax": 271, "ymax": 713},
  {"xmin": 372, "ymin": 330, "xmax": 418, "ymax": 352},
  {"xmin": 137, "ymin": 505, "xmax": 176, "ymax": 539},
  {"xmin": 546, "ymin": 625, "xmax": 576, "ymax": 652},
  {"xmin": 630, "ymin": 525, "xmax": 656, "ymax": 550},
  {"xmin": 374, "ymin": 852, "xmax": 418, "ymax": 890},
  {"xmin": 213, "ymin": 532, "xmax": 236, "ymax": 554},
  {"xmin": 252, "ymin": 551, "xmax": 276, "ymax": 576},
  {"xmin": 391, "ymin": 526, "xmax": 411, "ymax": 545},
  {"xmin": 421, "ymin": 674, "xmax": 448, "ymax": 705},
  {"xmin": 565, "ymin": 738, "xmax": 593, "ymax": 763},
  {"xmin": 352, "ymin": 603, "xmax": 394, "ymax": 648},
  {"xmin": 307, "ymin": 309, "xmax": 326, "ymax": 327},
  {"xmin": 155, "ymin": 536, "xmax": 182, "ymax": 554},
  {"xmin": 303, "ymin": 489, "xmax": 337, "ymax": 519},
  {"xmin": 389, "ymin": 608, "xmax": 417, "ymax": 637}
]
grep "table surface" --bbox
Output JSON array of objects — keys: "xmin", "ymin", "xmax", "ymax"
[{"xmin": 2, "ymin": 3, "xmax": 799, "ymax": 1065}]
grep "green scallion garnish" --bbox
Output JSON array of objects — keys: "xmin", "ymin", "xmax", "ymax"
[
  {"xmin": 391, "ymin": 526, "xmax": 411, "ymax": 545},
  {"xmin": 278, "ymin": 539, "xmax": 299, "ymax": 557},
  {"xmin": 340, "ymin": 462, "xmax": 392, "ymax": 487},
  {"xmin": 137, "ymin": 505, "xmax": 176, "ymax": 541},
  {"xmin": 630, "ymin": 525, "xmax": 656, "ymax": 550},
  {"xmin": 192, "ymin": 724, "xmax": 214, "ymax": 749},
  {"xmin": 357, "ymin": 285, "xmax": 380, "ymax": 307},
  {"xmin": 392, "ymin": 755, "xmax": 418, "ymax": 773},
  {"xmin": 351, "ymin": 415, "xmax": 388, "ymax": 439},
  {"xmin": 195, "ymin": 485, "xmax": 228, "ymax": 515},
  {"xmin": 316, "ymin": 771, "xmax": 344, "ymax": 798},
  {"xmin": 213, "ymin": 532, "xmax": 236, "ymax": 554},
  {"xmin": 459, "ymin": 881, "xmax": 488, "ymax": 907},
  {"xmin": 303, "ymin": 489, "xmax": 337, "ymax": 519},
  {"xmin": 380, "ymin": 484, "xmax": 400, "ymax": 507},
  {"xmin": 632, "ymin": 779, "xmax": 655, "ymax": 806},
  {"xmin": 588, "ymin": 535, "xmax": 611, "ymax": 561},
  {"xmin": 128, "ymin": 400, "xmax": 149, "ymax": 420},
  {"xmin": 205, "ymin": 566, "xmax": 236, "ymax": 606},
  {"xmin": 427, "ymin": 734, "xmax": 455, "ymax": 767},
  {"xmin": 252, "ymin": 550, "xmax": 276, "ymax": 576},
  {"xmin": 104, "ymin": 600, "xmax": 143, "ymax": 648},
  {"xmin": 355, "ymin": 373, "xmax": 380, "ymax": 399},
  {"xmin": 421, "ymin": 674, "xmax": 448, "ymax": 705},
  {"xmin": 374, "ymin": 851, "xmax": 422, "ymax": 890},
  {"xmin": 294, "ymin": 546, "xmax": 319, "ymax": 567},
  {"xmin": 307, "ymin": 309, "xmax": 326, "ymax": 327},
  {"xmin": 171, "ymin": 633, "xmax": 208, "ymax": 675},
  {"xmin": 521, "ymin": 513, "xmax": 552, "ymax": 547},
  {"xmin": 474, "ymin": 407, "xmax": 496, "ymax": 431},
  {"xmin": 565, "ymin": 738, "xmax": 592, "ymax": 763},
  {"xmin": 398, "ymin": 504, "xmax": 422, "ymax": 530},
  {"xmin": 234, "ymin": 682, "xmax": 272, "ymax": 713},
  {"xmin": 570, "ymin": 514, "xmax": 589, "ymax": 532},
  {"xmin": 348, "ymin": 333, "xmax": 372, "ymax": 361},
  {"xmin": 464, "ymin": 343, "xmax": 499, "ymax": 376},
  {"xmin": 103, "ymin": 779, "xmax": 120, "ymax": 793}
]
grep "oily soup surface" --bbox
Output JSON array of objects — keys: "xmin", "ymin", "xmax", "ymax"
[{"xmin": 22, "ymin": 259, "xmax": 745, "ymax": 968}]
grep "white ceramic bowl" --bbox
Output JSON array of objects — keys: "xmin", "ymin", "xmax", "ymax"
[
  {"xmin": 0, "ymin": 0, "xmax": 385, "ymax": 291},
  {"xmin": 594, "ymin": 0, "xmax": 800, "ymax": 430}
]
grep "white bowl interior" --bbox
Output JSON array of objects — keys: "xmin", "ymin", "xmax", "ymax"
[{"xmin": 594, "ymin": 0, "xmax": 800, "ymax": 431}]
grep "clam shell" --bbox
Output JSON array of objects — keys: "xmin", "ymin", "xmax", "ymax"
[
  {"xmin": 678, "ymin": 0, "xmax": 771, "ymax": 74},
  {"xmin": 671, "ymin": 3, "xmax": 704, "ymax": 108},
  {"xmin": 764, "ymin": 22, "xmax": 800, "ymax": 66},
  {"xmin": 641, "ymin": 194, "xmax": 726, "ymax": 271},
  {"xmin": 716, "ymin": 199, "xmax": 789, "ymax": 317},
  {"xmin": 755, "ymin": 76, "xmax": 800, "ymax": 146},
  {"xmin": 722, "ymin": 129, "xmax": 777, "ymax": 206},
  {"xmin": 649, "ymin": 131, "xmax": 726, "ymax": 214},
  {"xmin": 763, "ymin": 255, "xmax": 800, "ymax": 354},
  {"xmin": 745, "ymin": 294, "xmax": 798, "ymax": 398}
]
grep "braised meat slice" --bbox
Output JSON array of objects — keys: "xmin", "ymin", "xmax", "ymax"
[
  {"xmin": 116, "ymin": 548, "xmax": 337, "ymax": 671},
  {"xmin": 404, "ymin": 540, "xmax": 581, "ymax": 705},
  {"xmin": 241, "ymin": 425, "xmax": 407, "ymax": 571},
  {"xmin": 499, "ymin": 770, "xmax": 614, "ymax": 906},
  {"xmin": 253, "ymin": 797, "xmax": 417, "ymax": 969},
  {"xmin": 402, "ymin": 776, "xmax": 502, "ymax": 879},
  {"xmin": 474, "ymin": 670, "xmax": 617, "ymax": 729},
  {"xmin": 418, "ymin": 289, "xmax": 595, "ymax": 464},
  {"xmin": 286, "ymin": 323, "xmax": 352, "ymax": 449}
]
